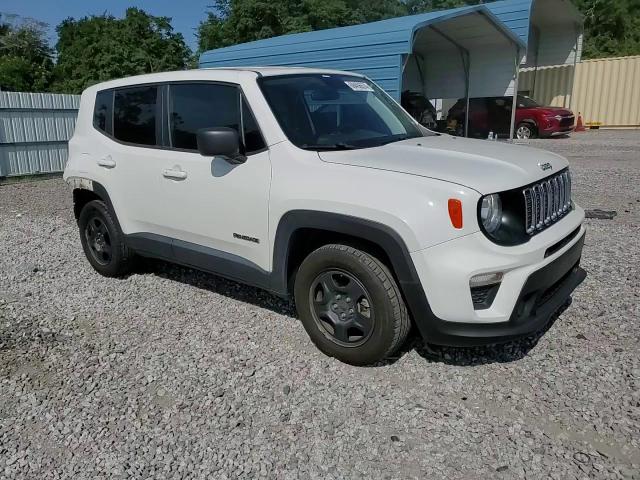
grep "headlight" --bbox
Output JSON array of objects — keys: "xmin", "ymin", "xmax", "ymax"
[{"xmin": 480, "ymin": 194, "xmax": 502, "ymax": 233}]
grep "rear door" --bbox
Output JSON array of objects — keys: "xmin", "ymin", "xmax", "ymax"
[{"xmin": 92, "ymin": 85, "xmax": 172, "ymax": 254}]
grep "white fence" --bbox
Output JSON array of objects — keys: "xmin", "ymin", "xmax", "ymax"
[{"xmin": 0, "ymin": 91, "xmax": 80, "ymax": 177}]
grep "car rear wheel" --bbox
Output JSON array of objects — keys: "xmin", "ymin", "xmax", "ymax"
[
  {"xmin": 294, "ymin": 244, "xmax": 411, "ymax": 366},
  {"xmin": 516, "ymin": 123, "xmax": 537, "ymax": 139},
  {"xmin": 78, "ymin": 200, "xmax": 135, "ymax": 277}
]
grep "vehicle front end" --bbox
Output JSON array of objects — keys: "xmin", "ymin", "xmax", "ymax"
[
  {"xmin": 410, "ymin": 166, "xmax": 586, "ymax": 346},
  {"xmin": 537, "ymin": 109, "xmax": 576, "ymax": 137},
  {"xmin": 255, "ymin": 69, "xmax": 586, "ymax": 349}
]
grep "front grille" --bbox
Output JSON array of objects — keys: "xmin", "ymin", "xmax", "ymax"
[
  {"xmin": 560, "ymin": 116, "xmax": 575, "ymax": 128},
  {"xmin": 523, "ymin": 170, "xmax": 572, "ymax": 235}
]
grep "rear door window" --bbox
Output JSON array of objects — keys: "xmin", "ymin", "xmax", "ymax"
[{"xmin": 113, "ymin": 86, "xmax": 159, "ymax": 146}]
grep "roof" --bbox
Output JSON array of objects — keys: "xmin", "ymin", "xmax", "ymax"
[
  {"xmin": 202, "ymin": 66, "xmax": 366, "ymax": 77},
  {"xmin": 82, "ymin": 67, "xmax": 363, "ymax": 94},
  {"xmin": 200, "ymin": 4, "xmax": 524, "ymax": 61},
  {"xmin": 484, "ymin": 0, "xmax": 534, "ymax": 46},
  {"xmin": 199, "ymin": 4, "xmax": 525, "ymax": 97}
]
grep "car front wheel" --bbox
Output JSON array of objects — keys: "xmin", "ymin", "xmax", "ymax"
[
  {"xmin": 516, "ymin": 123, "xmax": 537, "ymax": 139},
  {"xmin": 294, "ymin": 244, "xmax": 411, "ymax": 366}
]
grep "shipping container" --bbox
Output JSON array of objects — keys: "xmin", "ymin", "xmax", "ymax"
[{"xmin": 519, "ymin": 55, "xmax": 640, "ymax": 128}]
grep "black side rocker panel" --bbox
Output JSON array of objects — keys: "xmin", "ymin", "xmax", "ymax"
[{"xmin": 126, "ymin": 233, "xmax": 273, "ymax": 292}]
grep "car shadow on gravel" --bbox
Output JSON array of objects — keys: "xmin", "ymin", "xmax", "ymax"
[
  {"xmin": 139, "ymin": 259, "xmax": 571, "ymax": 368},
  {"xmin": 411, "ymin": 300, "xmax": 571, "ymax": 367},
  {"xmin": 141, "ymin": 259, "xmax": 297, "ymax": 317}
]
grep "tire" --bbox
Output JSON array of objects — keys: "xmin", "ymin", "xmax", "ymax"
[
  {"xmin": 516, "ymin": 122, "xmax": 537, "ymax": 139},
  {"xmin": 78, "ymin": 199, "xmax": 135, "ymax": 277},
  {"xmin": 294, "ymin": 244, "xmax": 411, "ymax": 366}
]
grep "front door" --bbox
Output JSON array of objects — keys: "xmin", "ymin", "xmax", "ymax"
[{"xmin": 157, "ymin": 82, "xmax": 272, "ymax": 273}]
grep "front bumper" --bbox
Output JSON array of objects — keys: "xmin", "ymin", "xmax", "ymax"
[
  {"xmin": 540, "ymin": 118, "xmax": 575, "ymax": 137},
  {"xmin": 407, "ymin": 209, "xmax": 586, "ymax": 346}
]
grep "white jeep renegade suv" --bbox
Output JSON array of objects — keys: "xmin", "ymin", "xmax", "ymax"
[{"xmin": 64, "ymin": 67, "xmax": 586, "ymax": 365}]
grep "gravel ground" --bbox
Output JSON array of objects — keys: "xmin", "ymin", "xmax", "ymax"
[{"xmin": 1, "ymin": 130, "xmax": 639, "ymax": 479}]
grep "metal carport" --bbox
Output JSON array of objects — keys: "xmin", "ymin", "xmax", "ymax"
[
  {"xmin": 486, "ymin": 0, "xmax": 584, "ymax": 117},
  {"xmin": 199, "ymin": 4, "xmax": 526, "ymax": 138}
]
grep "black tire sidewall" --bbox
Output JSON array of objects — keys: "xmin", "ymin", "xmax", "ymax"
[
  {"xmin": 78, "ymin": 200, "xmax": 131, "ymax": 277},
  {"xmin": 294, "ymin": 246, "xmax": 402, "ymax": 365}
]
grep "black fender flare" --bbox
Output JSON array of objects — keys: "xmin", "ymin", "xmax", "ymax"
[{"xmin": 270, "ymin": 210, "xmax": 436, "ymax": 338}]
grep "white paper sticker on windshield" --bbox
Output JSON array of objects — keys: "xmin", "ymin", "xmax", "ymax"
[{"xmin": 344, "ymin": 81, "xmax": 374, "ymax": 92}]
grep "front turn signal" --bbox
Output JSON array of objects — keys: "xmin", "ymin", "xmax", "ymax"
[{"xmin": 448, "ymin": 199, "xmax": 463, "ymax": 229}]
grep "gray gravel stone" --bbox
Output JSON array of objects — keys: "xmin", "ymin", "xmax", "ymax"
[{"xmin": 0, "ymin": 130, "xmax": 639, "ymax": 479}]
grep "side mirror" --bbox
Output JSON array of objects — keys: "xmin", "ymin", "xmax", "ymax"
[{"xmin": 196, "ymin": 127, "xmax": 246, "ymax": 164}]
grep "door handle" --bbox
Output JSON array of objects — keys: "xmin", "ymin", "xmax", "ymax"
[
  {"xmin": 97, "ymin": 156, "xmax": 116, "ymax": 168},
  {"xmin": 162, "ymin": 168, "xmax": 188, "ymax": 180}
]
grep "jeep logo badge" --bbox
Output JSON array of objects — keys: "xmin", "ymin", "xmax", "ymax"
[{"xmin": 538, "ymin": 162, "xmax": 553, "ymax": 171}]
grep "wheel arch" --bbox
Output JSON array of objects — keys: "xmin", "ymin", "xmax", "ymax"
[
  {"xmin": 271, "ymin": 210, "xmax": 433, "ymax": 335},
  {"xmin": 70, "ymin": 179, "xmax": 119, "ymax": 226},
  {"xmin": 518, "ymin": 118, "xmax": 538, "ymax": 128}
]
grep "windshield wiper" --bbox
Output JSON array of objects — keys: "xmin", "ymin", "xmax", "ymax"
[
  {"xmin": 300, "ymin": 143, "xmax": 360, "ymax": 151},
  {"xmin": 374, "ymin": 134, "xmax": 420, "ymax": 146}
]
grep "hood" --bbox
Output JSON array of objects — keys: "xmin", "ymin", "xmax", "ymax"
[
  {"xmin": 535, "ymin": 106, "xmax": 574, "ymax": 116},
  {"xmin": 318, "ymin": 135, "xmax": 569, "ymax": 194}
]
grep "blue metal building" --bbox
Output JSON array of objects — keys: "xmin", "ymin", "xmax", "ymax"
[
  {"xmin": 199, "ymin": 4, "xmax": 525, "ymax": 100},
  {"xmin": 199, "ymin": 0, "xmax": 582, "ymax": 137}
]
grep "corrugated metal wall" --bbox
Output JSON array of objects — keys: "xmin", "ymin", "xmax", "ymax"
[
  {"xmin": 519, "ymin": 55, "xmax": 640, "ymax": 128},
  {"xmin": 572, "ymin": 56, "xmax": 640, "ymax": 127},
  {"xmin": 519, "ymin": 63, "xmax": 576, "ymax": 107},
  {"xmin": 0, "ymin": 91, "xmax": 80, "ymax": 177}
]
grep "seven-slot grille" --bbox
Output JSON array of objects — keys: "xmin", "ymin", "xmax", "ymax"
[{"xmin": 523, "ymin": 170, "xmax": 572, "ymax": 235}]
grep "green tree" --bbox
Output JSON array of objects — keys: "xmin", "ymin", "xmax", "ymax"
[
  {"xmin": 0, "ymin": 13, "xmax": 53, "ymax": 91},
  {"xmin": 51, "ymin": 8, "xmax": 191, "ymax": 94},
  {"xmin": 197, "ymin": 0, "xmax": 409, "ymax": 52},
  {"xmin": 573, "ymin": 0, "xmax": 640, "ymax": 58},
  {"xmin": 404, "ymin": 0, "xmax": 478, "ymax": 15}
]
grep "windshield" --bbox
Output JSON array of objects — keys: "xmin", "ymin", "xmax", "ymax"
[
  {"xmin": 517, "ymin": 95, "xmax": 541, "ymax": 108},
  {"xmin": 258, "ymin": 74, "xmax": 426, "ymax": 150}
]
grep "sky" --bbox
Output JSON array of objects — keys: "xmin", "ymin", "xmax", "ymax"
[{"xmin": 0, "ymin": 0, "xmax": 213, "ymax": 50}]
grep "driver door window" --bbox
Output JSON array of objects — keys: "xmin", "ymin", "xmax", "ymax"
[{"xmin": 168, "ymin": 83, "xmax": 265, "ymax": 154}]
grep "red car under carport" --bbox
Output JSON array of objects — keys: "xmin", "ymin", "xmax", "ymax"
[{"xmin": 447, "ymin": 95, "xmax": 576, "ymax": 139}]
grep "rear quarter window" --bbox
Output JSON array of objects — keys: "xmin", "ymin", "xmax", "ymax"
[{"xmin": 93, "ymin": 90, "xmax": 113, "ymax": 134}]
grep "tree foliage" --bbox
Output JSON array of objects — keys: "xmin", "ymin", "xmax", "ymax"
[
  {"xmin": 0, "ymin": 13, "xmax": 53, "ymax": 91},
  {"xmin": 51, "ymin": 8, "xmax": 191, "ymax": 94},
  {"xmin": 196, "ymin": 0, "xmax": 408, "ymax": 52},
  {"xmin": 573, "ymin": 0, "xmax": 640, "ymax": 58},
  {"xmin": 197, "ymin": 0, "xmax": 640, "ymax": 60}
]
